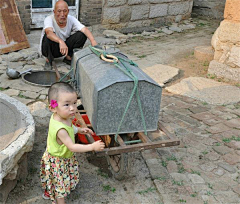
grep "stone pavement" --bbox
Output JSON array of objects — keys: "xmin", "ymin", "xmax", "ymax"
[
  {"xmin": 1, "ymin": 19, "xmax": 240, "ymax": 203},
  {"xmin": 143, "ymin": 94, "xmax": 240, "ymax": 204}
]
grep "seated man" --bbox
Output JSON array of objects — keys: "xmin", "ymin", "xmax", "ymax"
[{"xmin": 39, "ymin": 0, "xmax": 97, "ymax": 67}]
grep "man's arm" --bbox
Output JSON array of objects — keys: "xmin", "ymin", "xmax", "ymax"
[
  {"xmin": 80, "ymin": 27, "xmax": 97, "ymax": 46},
  {"xmin": 45, "ymin": 27, "xmax": 68, "ymax": 56}
]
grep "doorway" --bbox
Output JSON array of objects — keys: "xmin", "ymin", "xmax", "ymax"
[{"xmin": 31, "ymin": 0, "xmax": 79, "ymax": 29}]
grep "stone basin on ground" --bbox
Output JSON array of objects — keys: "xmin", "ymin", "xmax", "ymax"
[{"xmin": 0, "ymin": 92, "xmax": 35, "ymax": 186}]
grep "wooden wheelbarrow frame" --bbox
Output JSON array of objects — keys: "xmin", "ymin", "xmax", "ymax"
[
  {"xmin": 75, "ymin": 110, "xmax": 180, "ymax": 156},
  {"xmin": 74, "ymin": 110, "xmax": 180, "ymax": 180}
]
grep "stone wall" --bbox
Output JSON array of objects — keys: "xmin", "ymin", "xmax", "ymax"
[
  {"xmin": 208, "ymin": 0, "xmax": 240, "ymax": 82},
  {"xmin": 79, "ymin": 0, "xmax": 103, "ymax": 26},
  {"xmin": 192, "ymin": 0, "xmax": 226, "ymax": 19},
  {"xmin": 15, "ymin": 0, "xmax": 31, "ymax": 34},
  {"xmin": 102, "ymin": 0, "xmax": 193, "ymax": 30}
]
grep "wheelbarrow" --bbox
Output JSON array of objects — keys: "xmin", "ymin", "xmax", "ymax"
[
  {"xmin": 73, "ymin": 106, "xmax": 180, "ymax": 180},
  {"xmin": 70, "ymin": 46, "xmax": 180, "ymax": 180}
]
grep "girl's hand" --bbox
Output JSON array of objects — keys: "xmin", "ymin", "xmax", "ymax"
[
  {"xmin": 80, "ymin": 127, "xmax": 94, "ymax": 135},
  {"xmin": 92, "ymin": 140, "xmax": 105, "ymax": 151}
]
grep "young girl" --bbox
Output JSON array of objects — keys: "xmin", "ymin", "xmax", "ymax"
[{"xmin": 40, "ymin": 82, "xmax": 105, "ymax": 204}]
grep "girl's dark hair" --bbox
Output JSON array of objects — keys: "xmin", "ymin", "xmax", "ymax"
[{"xmin": 48, "ymin": 82, "xmax": 75, "ymax": 103}]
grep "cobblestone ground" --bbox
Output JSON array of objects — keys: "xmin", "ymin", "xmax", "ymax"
[{"xmin": 146, "ymin": 93, "xmax": 240, "ymax": 204}]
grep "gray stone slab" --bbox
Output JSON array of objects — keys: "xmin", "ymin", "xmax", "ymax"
[
  {"xmin": 166, "ymin": 77, "xmax": 240, "ymax": 105},
  {"xmin": 161, "ymin": 27, "xmax": 174, "ymax": 35},
  {"xmin": 168, "ymin": 1, "xmax": 191, "ymax": 15},
  {"xmin": 2, "ymin": 89, "xmax": 20, "ymax": 97},
  {"xmin": 0, "ymin": 64, "xmax": 6, "ymax": 70},
  {"xmin": 187, "ymin": 174, "xmax": 205, "ymax": 184},
  {"xmin": 149, "ymin": 4, "xmax": 168, "ymax": 18},
  {"xmin": 107, "ymin": 0, "xmax": 126, "ymax": 7},
  {"xmin": 72, "ymin": 47, "xmax": 162, "ymax": 135},
  {"xmin": 131, "ymin": 5, "xmax": 149, "ymax": 21},
  {"xmin": 21, "ymin": 91, "xmax": 40, "ymax": 99},
  {"xmin": 143, "ymin": 64, "xmax": 179, "ymax": 86},
  {"xmin": 32, "ymin": 58, "xmax": 46, "ymax": 66},
  {"xmin": 213, "ymin": 145, "xmax": 233, "ymax": 155},
  {"xmin": 102, "ymin": 7, "xmax": 120, "ymax": 24},
  {"xmin": 146, "ymin": 158, "xmax": 170, "ymax": 179},
  {"xmin": 218, "ymin": 162, "xmax": 236, "ymax": 173},
  {"xmin": 169, "ymin": 26, "xmax": 183, "ymax": 32},
  {"xmin": 170, "ymin": 173, "xmax": 190, "ymax": 183}
]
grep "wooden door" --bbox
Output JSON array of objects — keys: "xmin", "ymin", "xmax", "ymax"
[{"xmin": 0, "ymin": 0, "xmax": 29, "ymax": 54}]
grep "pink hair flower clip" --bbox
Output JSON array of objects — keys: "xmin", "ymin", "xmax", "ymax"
[{"xmin": 50, "ymin": 100, "xmax": 58, "ymax": 108}]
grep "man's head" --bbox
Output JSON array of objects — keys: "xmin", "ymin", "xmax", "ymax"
[{"xmin": 54, "ymin": 0, "xmax": 69, "ymax": 26}]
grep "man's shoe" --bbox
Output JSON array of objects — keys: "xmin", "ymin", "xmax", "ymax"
[{"xmin": 63, "ymin": 57, "xmax": 71, "ymax": 65}]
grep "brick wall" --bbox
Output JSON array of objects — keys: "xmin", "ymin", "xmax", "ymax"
[
  {"xmin": 15, "ymin": 0, "xmax": 31, "ymax": 34},
  {"xmin": 79, "ymin": 0, "xmax": 102, "ymax": 26}
]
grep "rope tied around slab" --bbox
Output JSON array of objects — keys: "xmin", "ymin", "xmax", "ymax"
[{"xmin": 89, "ymin": 45, "xmax": 147, "ymax": 143}]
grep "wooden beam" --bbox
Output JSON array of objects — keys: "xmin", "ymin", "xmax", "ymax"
[
  {"xmin": 96, "ymin": 139, "xmax": 180, "ymax": 156},
  {"xmin": 137, "ymin": 132, "xmax": 152, "ymax": 143},
  {"xmin": 158, "ymin": 122, "xmax": 177, "ymax": 141},
  {"xmin": 116, "ymin": 135, "xmax": 126, "ymax": 146}
]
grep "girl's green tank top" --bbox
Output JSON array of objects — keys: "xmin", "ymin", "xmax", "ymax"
[{"xmin": 47, "ymin": 114, "xmax": 75, "ymax": 158}]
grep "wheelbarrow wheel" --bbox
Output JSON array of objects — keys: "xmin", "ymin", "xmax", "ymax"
[{"xmin": 106, "ymin": 153, "xmax": 128, "ymax": 180}]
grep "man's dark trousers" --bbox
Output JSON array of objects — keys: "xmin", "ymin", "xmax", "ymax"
[{"xmin": 42, "ymin": 31, "xmax": 87, "ymax": 64}]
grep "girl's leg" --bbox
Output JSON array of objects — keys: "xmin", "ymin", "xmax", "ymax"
[{"xmin": 56, "ymin": 197, "xmax": 66, "ymax": 204}]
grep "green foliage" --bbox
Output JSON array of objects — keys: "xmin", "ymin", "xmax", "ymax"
[
  {"xmin": 137, "ymin": 187, "xmax": 156, "ymax": 195},
  {"xmin": 222, "ymin": 138, "xmax": 231, "ymax": 143},
  {"xmin": 18, "ymin": 93, "xmax": 28, "ymax": 99},
  {"xmin": 206, "ymin": 191, "xmax": 213, "ymax": 196},
  {"xmin": 207, "ymin": 74, "xmax": 216, "ymax": 79},
  {"xmin": 97, "ymin": 169, "xmax": 109, "ymax": 178},
  {"xmin": 156, "ymin": 176, "xmax": 167, "ymax": 181},
  {"xmin": 203, "ymin": 61, "xmax": 209, "ymax": 67},
  {"xmin": 172, "ymin": 179, "xmax": 184, "ymax": 186},
  {"xmin": 190, "ymin": 169, "xmax": 201, "ymax": 176},
  {"xmin": 222, "ymin": 136, "xmax": 240, "ymax": 143},
  {"xmin": 201, "ymin": 150, "xmax": 208, "ymax": 155},
  {"xmin": 103, "ymin": 185, "xmax": 116, "ymax": 193},
  {"xmin": 197, "ymin": 22, "xmax": 206, "ymax": 27},
  {"xmin": 207, "ymin": 183, "xmax": 213, "ymax": 189},
  {"xmin": 190, "ymin": 192, "xmax": 197, "ymax": 197},
  {"xmin": 166, "ymin": 155, "xmax": 178, "ymax": 162},
  {"xmin": 138, "ymin": 55, "xmax": 147, "ymax": 58},
  {"xmin": 178, "ymin": 165, "xmax": 186, "ymax": 173},
  {"xmin": 161, "ymin": 160, "xmax": 167, "ymax": 167}
]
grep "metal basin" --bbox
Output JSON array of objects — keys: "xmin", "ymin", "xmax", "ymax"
[{"xmin": 22, "ymin": 70, "xmax": 68, "ymax": 87}]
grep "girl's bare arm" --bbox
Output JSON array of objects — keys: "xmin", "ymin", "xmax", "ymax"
[{"xmin": 57, "ymin": 128, "xmax": 105, "ymax": 152}]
